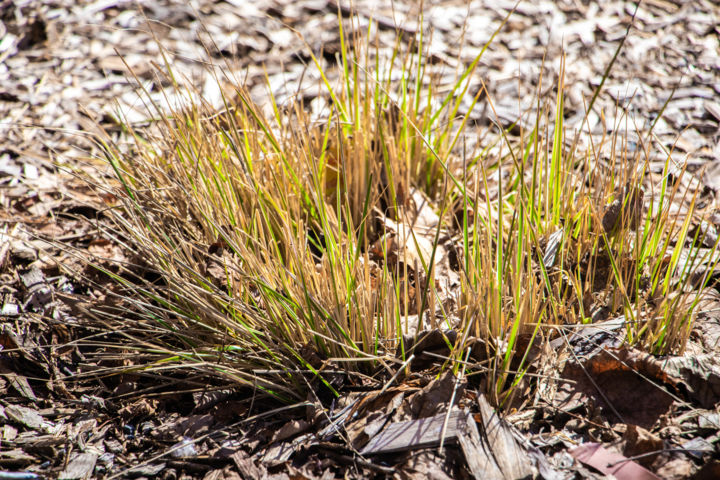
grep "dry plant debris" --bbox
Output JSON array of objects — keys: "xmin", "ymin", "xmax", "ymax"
[{"xmin": 1, "ymin": 0, "xmax": 720, "ymax": 479}]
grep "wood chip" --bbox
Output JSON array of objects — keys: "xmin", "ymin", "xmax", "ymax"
[
  {"xmin": 362, "ymin": 409, "xmax": 469, "ymax": 455},
  {"xmin": 363, "ymin": 404, "xmax": 537, "ymax": 480},
  {"xmin": 4, "ymin": 405, "xmax": 45, "ymax": 431},
  {"xmin": 59, "ymin": 452, "xmax": 98, "ymax": 480}
]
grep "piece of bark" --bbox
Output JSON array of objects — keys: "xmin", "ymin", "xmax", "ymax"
[
  {"xmin": 361, "ymin": 409, "xmax": 469, "ymax": 454},
  {"xmin": 20, "ymin": 268, "xmax": 52, "ymax": 310},
  {"xmin": 362, "ymin": 403, "xmax": 537, "ymax": 480},
  {"xmin": 58, "ymin": 452, "xmax": 98, "ymax": 480},
  {"xmin": 464, "ymin": 395, "xmax": 535, "ymax": 480},
  {"xmin": 4, "ymin": 405, "xmax": 46, "ymax": 431},
  {"xmin": 231, "ymin": 451, "xmax": 266, "ymax": 479},
  {"xmin": 0, "ymin": 448, "xmax": 37, "ymax": 467}
]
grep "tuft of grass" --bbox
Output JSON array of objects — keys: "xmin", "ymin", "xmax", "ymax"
[{"xmin": 92, "ymin": 9, "xmax": 717, "ymax": 406}]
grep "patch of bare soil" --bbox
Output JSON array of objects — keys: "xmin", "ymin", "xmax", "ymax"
[{"xmin": 1, "ymin": 0, "xmax": 719, "ymax": 478}]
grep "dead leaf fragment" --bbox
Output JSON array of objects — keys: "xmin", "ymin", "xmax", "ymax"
[
  {"xmin": 272, "ymin": 419, "xmax": 310, "ymax": 443},
  {"xmin": 602, "ymin": 183, "xmax": 644, "ymax": 235},
  {"xmin": 569, "ymin": 443, "xmax": 661, "ymax": 480}
]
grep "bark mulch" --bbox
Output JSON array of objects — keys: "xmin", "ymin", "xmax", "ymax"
[{"xmin": 1, "ymin": 1, "xmax": 719, "ymax": 478}]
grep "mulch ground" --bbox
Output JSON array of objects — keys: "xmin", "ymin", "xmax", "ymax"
[{"xmin": 1, "ymin": 0, "xmax": 720, "ymax": 478}]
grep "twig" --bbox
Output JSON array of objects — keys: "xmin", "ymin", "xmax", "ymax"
[{"xmin": 439, "ymin": 347, "xmax": 472, "ymax": 452}]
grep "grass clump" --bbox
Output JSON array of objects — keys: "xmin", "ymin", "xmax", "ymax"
[{"xmin": 94, "ymin": 11, "xmax": 718, "ymax": 406}]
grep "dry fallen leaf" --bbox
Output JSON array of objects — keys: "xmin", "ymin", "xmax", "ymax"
[
  {"xmin": 602, "ymin": 183, "xmax": 644, "ymax": 235},
  {"xmin": 569, "ymin": 443, "xmax": 661, "ymax": 480}
]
